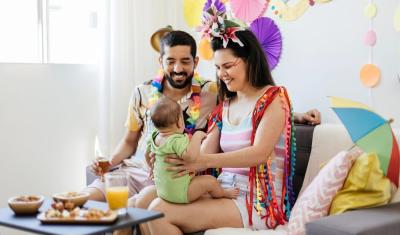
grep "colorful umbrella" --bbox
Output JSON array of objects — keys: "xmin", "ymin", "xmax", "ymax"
[
  {"xmin": 330, "ymin": 96, "xmax": 400, "ymax": 186},
  {"xmin": 250, "ymin": 17, "xmax": 282, "ymax": 70},
  {"xmin": 230, "ymin": 0, "xmax": 268, "ymax": 23}
]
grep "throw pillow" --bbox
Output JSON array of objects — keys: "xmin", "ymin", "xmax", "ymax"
[
  {"xmin": 329, "ymin": 152, "xmax": 392, "ymax": 215},
  {"xmin": 287, "ymin": 149, "xmax": 362, "ymax": 235}
]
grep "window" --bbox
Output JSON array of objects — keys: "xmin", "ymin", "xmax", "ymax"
[{"xmin": 0, "ymin": 0, "xmax": 102, "ymax": 64}]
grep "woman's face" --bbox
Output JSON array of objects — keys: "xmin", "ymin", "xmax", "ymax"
[{"xmin": 214, "ymin": 49, "xmax": 248, "ymax": 92}]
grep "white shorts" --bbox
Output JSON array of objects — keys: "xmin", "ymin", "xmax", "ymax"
[{"xmin": 217, "ymin": 171, "xmax": 268, "ymax": 230}]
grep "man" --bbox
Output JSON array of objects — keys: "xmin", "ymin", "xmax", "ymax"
[
  {"xmin": 83, "ymin": 30, "xmax": 321, "ymax": 202},
  {"xmin": 83, "ymin": 30, "xmax": 218, "ymax": 201}
]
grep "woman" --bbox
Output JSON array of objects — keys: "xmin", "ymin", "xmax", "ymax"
[{"xmin": 143, "ymin": 12, "xmax": 296, "ymax": 233}]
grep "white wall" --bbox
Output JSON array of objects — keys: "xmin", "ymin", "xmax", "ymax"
[
  {"xmin": 0, "ymin": 64, "xmax": 98, "ymax": 235},
  {"xmin": 199, "ymin": 0, "xmax": 400, "ymax": 128}
]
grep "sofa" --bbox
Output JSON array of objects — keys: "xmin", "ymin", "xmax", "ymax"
[{"xmin": 87, "ymin": 124, "xmax": 400, "ymax": 235}]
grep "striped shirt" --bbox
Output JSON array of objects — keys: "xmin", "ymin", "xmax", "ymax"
[{"xmin": 219, "ymin": 100, "xmax": 285, "ymax": 202}]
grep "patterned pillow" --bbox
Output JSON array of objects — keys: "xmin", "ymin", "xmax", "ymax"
[{"xmin": 287, "ymin": 149, "xmax": 362, "ymax": 235}]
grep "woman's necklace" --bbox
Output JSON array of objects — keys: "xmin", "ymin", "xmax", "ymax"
[{"xmin": 149, "ymin": 70, "xmax": 203, "ymax": 135}]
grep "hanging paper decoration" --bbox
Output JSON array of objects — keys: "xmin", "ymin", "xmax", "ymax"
[
  {"xmin": 395, "ymin": 5, "xmax": 400, "ymax": 31},
  {"xmin": 360, "ymin": 64, "xmax": 381, "ymax": 87},
  {"xmin": 199, "ymin": 38, "xmax": 214, "ymax": 60},
  {"xmin": 183, "ymin": 0, "xmax": 206, "ymax": 28},
  {"xmin": 360, "ymin": 1, "xmax": 380, "ymax": 88},
  {"xmin": 268, "ymin": 0, "xmax": 332, "ymax": 22},
  {"xmin": 364, "ymin": 30, "xmax": 377, "ymax": 46},
  {"xmin": 250, "ymin": 17, "xmax": 282, "ymax": 70},
  {"xmin": 364, "ymin": 3, "xmax": 377, "ymax": 19},
  {"xmin": 203, "ymin": 0, "xmax": 226, "ymax": 12},
  {"xmin": 230, "ymin": 0, "xmax": 268, "ymax": 23}
]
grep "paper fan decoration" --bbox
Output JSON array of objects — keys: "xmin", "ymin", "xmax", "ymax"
[
  {"xmin": 183, "ymin": 0, "xmax": 206, "ymax": 28},
  {"xmin": 203, "ymin": 0, "xmax": 226, "ymax": 12},
  {"xmin": 250, "ymin": 17, "xmax": 282, "ymax": 70},
  {"xmin": 199, "ymin": 38, "xmax": 214, "ymax": 60},
  {"xmin": 230, "ymin": 0, "xmax": 268, "ymax": 23}
]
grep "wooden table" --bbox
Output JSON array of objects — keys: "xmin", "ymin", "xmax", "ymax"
[{"xmin": 0, "ymin": 199, "xmax": 163, "ymax": 235}]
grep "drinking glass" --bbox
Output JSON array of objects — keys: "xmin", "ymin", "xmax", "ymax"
[
  {"xmin": 96, "ymin": 157, "xmax": 110, "ymax": 182},
  {"xmin": 104, "ymin": 172, "xmax": 129, "ymax": 215}
]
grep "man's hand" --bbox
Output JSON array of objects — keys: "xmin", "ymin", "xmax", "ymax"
[{"xmin": 295, "ymin": 109, "xmax": 321, "ymax": 125}]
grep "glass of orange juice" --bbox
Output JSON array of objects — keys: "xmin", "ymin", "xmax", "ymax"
[{"xmin": 104, "ymin": 172, "xmax": 129, "ymax": 215}]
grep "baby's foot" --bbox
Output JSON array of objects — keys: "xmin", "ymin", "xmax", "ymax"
[{"xmin": 224, "ymin": 188, "xmax": 240, "ymax": 199}]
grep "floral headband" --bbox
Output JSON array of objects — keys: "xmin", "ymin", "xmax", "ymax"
[{"xmin": 197, "ymin": 1, "xmax": 246, "ymax": 48}]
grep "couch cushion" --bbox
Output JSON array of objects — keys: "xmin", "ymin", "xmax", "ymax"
[
  {"xmin": 306, "ymin": 202, "xmax": 400, "ymax": 235},
  {"xmin": 287, "ymin": 150, "xmax": 362, "ymax": 235},
  {"xmin": 329, "ymin": 152, "xmax": 391, "ymax": 215}
]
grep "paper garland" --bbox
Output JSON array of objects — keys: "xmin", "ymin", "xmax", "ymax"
[
  {"xmin": 395, "ymin": 5, "xmax": 400, "ymax": 31},
  {"xmin": 360, "ymin": 1, "xmax": 380, "ymax": 88},
  {"xmin": 269, "ymin": 0, "xmax": 332, "ymax": 21},
  {"xmin": 360, "ymin": 64, "xmax": 381, "ymax": 87}
]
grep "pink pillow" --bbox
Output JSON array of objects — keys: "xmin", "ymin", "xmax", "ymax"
[{"xmin": 287, "ymin": 150, "xmax": 361, "ymax": 235}]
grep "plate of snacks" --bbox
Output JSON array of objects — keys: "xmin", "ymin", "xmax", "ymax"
[
  {"xmin": 8, "ymin": 195, "xmax": 44, "ymax": 215},
  {"xmin": 37, "ymin": 201, "xmax": 118, "ymax": 224},
  {"xmin": 52, "ymin": 192, "xmax": 90, "ymax": 207}
]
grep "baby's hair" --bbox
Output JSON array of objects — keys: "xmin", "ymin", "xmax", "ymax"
[{"xmin": 150, "ymin": 96, "xmax": 182, "ymax": 129}]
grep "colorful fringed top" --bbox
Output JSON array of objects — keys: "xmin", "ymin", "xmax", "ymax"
[{"xmin": 207, "ymin": 86, "xmax": 296, "ymax": 229}]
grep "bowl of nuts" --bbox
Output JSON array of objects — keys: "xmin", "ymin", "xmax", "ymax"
[
  {"xmin": 52, "ymin": 192, "xmax": 89, "ymax": 207},
  {"xmin": 8, "ymin": 195, "xmax": 45, "ymax": 215}
]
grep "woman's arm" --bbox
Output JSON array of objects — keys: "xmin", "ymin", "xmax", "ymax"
[
  {"xmin": 200, "ymin": 126, "xmax": 222, "ymax": 154},
  {"xmin": 203, "ymin": 96, "xmax": 285, "ymax": 168}
]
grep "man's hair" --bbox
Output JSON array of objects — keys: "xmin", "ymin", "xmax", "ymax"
[
  {"xmin": 150, "ymin": 97, "xmax": 182, "ymax": 129},
  {"xmin": 211, "ymin": 29, "xmax": 275, "ymax": 100},
  {"xmin": 160, "ymin": 30, "xmax": 197, "ymax": 58}
]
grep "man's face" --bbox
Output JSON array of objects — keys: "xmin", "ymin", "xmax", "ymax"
[{"xmin": 159, "ymin": 45, "xmax": 199, "ymax": 89}]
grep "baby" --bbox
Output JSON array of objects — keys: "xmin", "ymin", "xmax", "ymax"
[{"xmin": 146, "ymin": 97, "xmax": 239, "ymax": 203}]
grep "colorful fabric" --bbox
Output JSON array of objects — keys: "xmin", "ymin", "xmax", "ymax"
[
  {"xmin": 329, "ymin": 152, "xmax": 392, "ymax": 215},
  {"xmin": 207, "ymin": 86, "xmax": 296, "ymax": 229},
  {"xmin": 287, "ymin": 150, "xmax": 361, "ymax": 235},
  {"xmin": 147, "ymin": 130, "xmax": 192, "ymax": 203},
  {"xmin": 124, "ymin": 76, "xmax": 217, "ymax": 163}
]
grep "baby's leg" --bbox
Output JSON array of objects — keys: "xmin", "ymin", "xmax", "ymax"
[{"xmin": 187, "ymin": 175, "xmax": 239, "ymax": 202}]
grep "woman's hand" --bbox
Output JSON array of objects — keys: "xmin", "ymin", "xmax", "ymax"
[{"xmin": 164, "ymin": 154, "xmax": 207, "ymax": 178}]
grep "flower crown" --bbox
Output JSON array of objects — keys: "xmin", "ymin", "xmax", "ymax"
[{"xmin": 198, "ymin": 2, "xmax": 246, "ymax": 48}]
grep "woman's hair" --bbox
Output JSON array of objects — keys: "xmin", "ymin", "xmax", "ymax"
[
  {"xmin": 150, "ymin": 97, "xmax": 181, "ymax": 129},
  {"xmin": 211, "ymin": 29, "xmax": 275, "ymax": 99}
]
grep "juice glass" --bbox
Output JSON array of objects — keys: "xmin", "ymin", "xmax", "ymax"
[{"xmin": 105, "ymin": 172, "xmax": 129, "ymax": 215}]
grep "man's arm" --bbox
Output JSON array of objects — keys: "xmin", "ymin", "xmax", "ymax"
[
  {"xmin": 294, "ymin": 109, "xmax": 321, "ymax": 125},
  {"xmin": 109, "ymin": 129, "xmax": 141, "ymax": 167}
]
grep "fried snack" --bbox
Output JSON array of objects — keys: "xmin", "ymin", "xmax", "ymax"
[
  {"xmin": 83, "ymin": 208, "xmax": 113, "ymax": 220},
  {"xmin": 14, "ymin": 195, "xmax": 40, "ymax": 202}
]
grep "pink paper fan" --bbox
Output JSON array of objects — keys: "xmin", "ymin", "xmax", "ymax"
[
  {"xmin": 230, "ymin": 0, "xmax": 268, "ymax": 23},
  {"xmin": 250, "ymin": 17, "xmax": 282, "ymax": 70}
]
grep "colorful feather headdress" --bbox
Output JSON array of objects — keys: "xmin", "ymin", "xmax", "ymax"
[{"xmin": 197, "ymin": 0, "xmax": 246, "ymax": 48}]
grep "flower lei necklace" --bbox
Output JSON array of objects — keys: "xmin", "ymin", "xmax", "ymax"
[{"xmin": 149, "ymin": 69, "xmax": 203, "ymax": 135}]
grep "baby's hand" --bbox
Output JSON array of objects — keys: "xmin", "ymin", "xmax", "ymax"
[{"xmin": 193, "ymin": 131, "xmax": 207, "ymax": 140}]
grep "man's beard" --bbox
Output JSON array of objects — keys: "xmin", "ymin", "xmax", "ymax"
[{"xmin": 165, "ymin": 72, "xmax": 193, "ymax": 89}]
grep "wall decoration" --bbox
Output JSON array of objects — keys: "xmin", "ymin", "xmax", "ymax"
[
  {"xmin": 199, "ymin": 38, "xmax": 214, "ymax": 60},
  {"xmin": 230, "ymin": 0, "xmax": 268, "ymax": 23},
  {"xmin": 183, "ymin": 0, "xmax": 206, "ymax": 28},
  {"xmin": 364, "ymin": 2, "xmax": 377, "ymax": 19},
  {"xmin": 268, "ymin": 0, "xmax": 332, "ymax": 21},
  {"xmin": 250, "ymin": 17, "xmax": 282, "ymax": 70},
  {"xmin": 395, "ymin": 4, "xmax": 400, "ymax": 31},
  {"xmin": 360, "ymin": 1, "xmax": 380, "ymax": 88},
  {"xmin": 360, "ymin": 64, "xmax": 381, "ymax": 87}
]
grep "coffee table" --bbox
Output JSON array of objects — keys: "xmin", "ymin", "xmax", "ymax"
[{"xmin": 0, "ymin": 199, "xmax": 163, "ymax": 235}]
